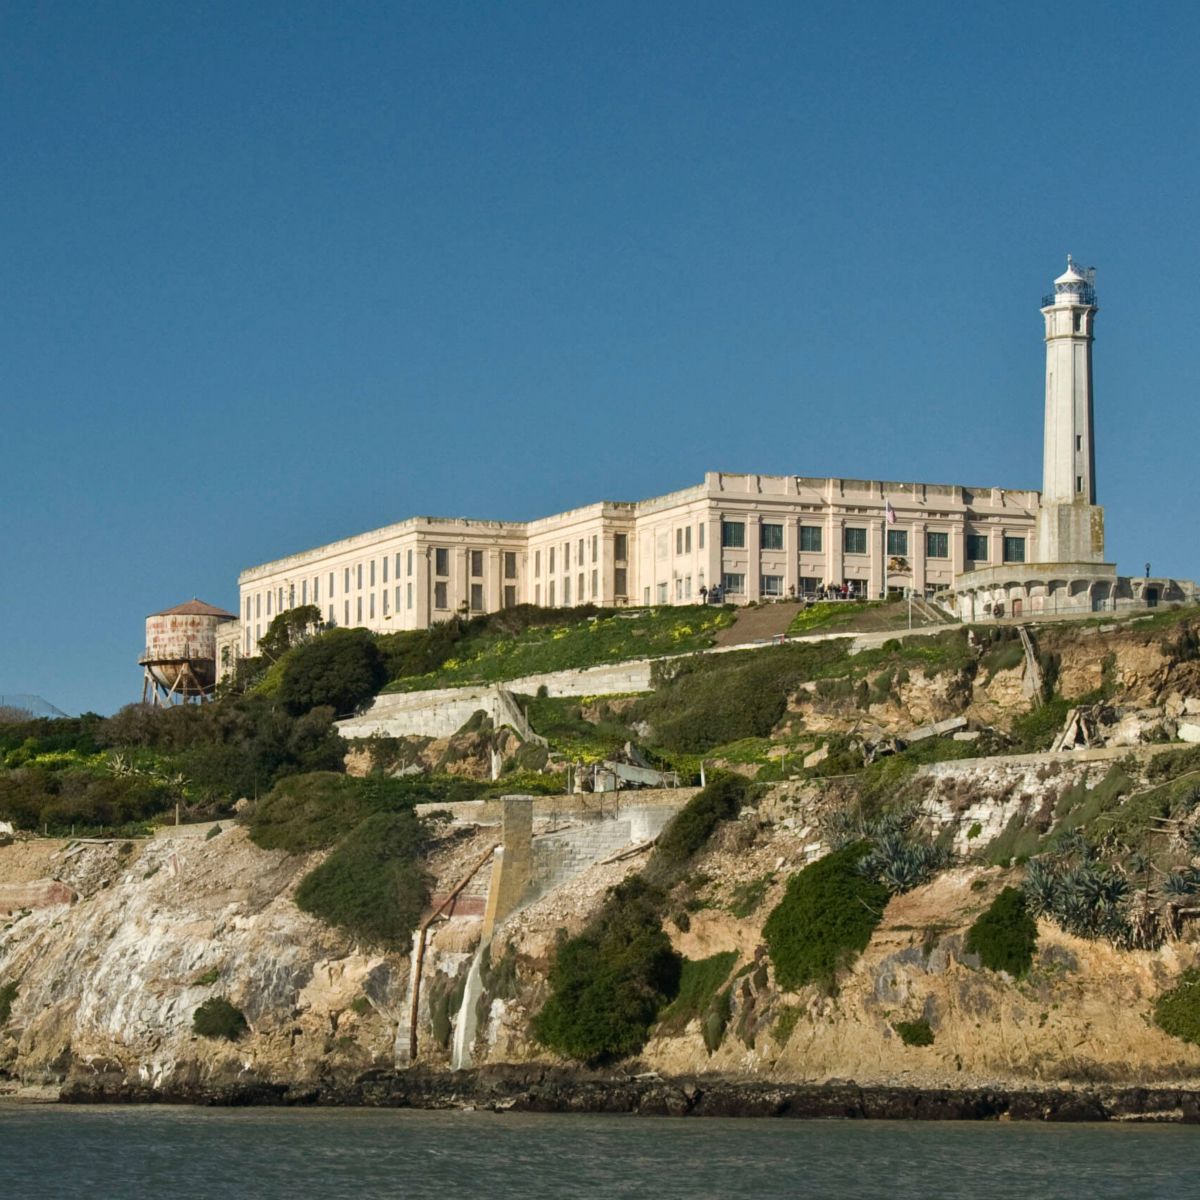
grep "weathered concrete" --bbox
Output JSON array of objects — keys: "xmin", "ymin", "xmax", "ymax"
[{"xmin": 481, "ymin": 797, "xmax": 533, "ymax": 939}]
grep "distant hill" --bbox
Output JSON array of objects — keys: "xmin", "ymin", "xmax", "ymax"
[{"xmin": 0, "ymin": 693, "xmax": 71, "ymax": 720}]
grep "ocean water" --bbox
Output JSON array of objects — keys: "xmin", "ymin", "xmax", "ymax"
[{"xmin": 2, "ymin": 1105, "xmax": 1196, "ymax": 1199}]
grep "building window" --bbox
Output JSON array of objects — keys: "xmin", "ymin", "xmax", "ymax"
[
  {"xmin": 470, "ymin": 583, "xmax": 483, "ymax": 610},
  {"xmin": 564, "ymin": 576, "xmax": 571, "ymax": 605},
  {"xmin": 504, "ymin": 585, "xmax": 516, "ymax": 608},
  {"xmin": 329, "ymin": 572, "xmax": 335, "ymax": 597},
  {"xmin": 676, "ymin": 529, "xmax": 683, "ymax": 555},
  {"xmin": 266, "ymin": 592, "xmax": 272, "ymax": 617},
  {"xmin": 1003, "ymin": 536, "xmax": 1026, "ymax": 564},
  {"xmin": 434, "ymin": 582, "xmax": 448, "ymax": 609},
  {"xmin": 406, "ymin": 583, "xmax": 413, "ymax": 609},
  {"xmin": 657, "ymin": 582, "xmax": 668, "ymax": 604},
  {"xmin": 799, "ymin": 576, "xmax": 820, "ymax": 594},
  {"xmin": 1076, "ymin": 475, "xmax": 1083, "ymax": 493},
  {"xmin": 721, "ymin": 520, "xmax": 745, "ymax": 549},
  {"xmin": 548, "ymin": 581, "xmax": 555, "ymax": 606},
  {"xmin": 382, "ymin": 591, "xmax": 389, "ymax": 615},
  {"xmin": 591, "ymin": 569, "xmax": 598, "ymax": 597},
  {"xmin": 504, "ymin": 552, "xmax": 517, "ymax": 579},
  {"xmin": 722, "ymin": 573, "xmax": 745, "ymax": 595},
  {"xmin": 535, "ymin": 549, "xmax": 541, "ymax": 577},
  {"xmin": 301, "ymin": 580, "xmax": 307, "ymax": 605},
  {"xmin": 357, "ymin": 564, "xmax": 363, "ymax": 589},
  {"xmin": 313, "ymin": 577, "xmax": 320, "ymax": 603},
  {"xmin": 886, "ymin": 529, "xmax": 908, "ymax": 556},
  {"xmin": 369, "ymin": 561, "xmax": 375, "ymax": 587},
  {"xmin": 698, "ymin": 524, "xmax": 705, "ymax": 550},
  {"xmin": 470, "ymin": 550, "xmax": 483, "ymax": 577},
  {"xmin": 395, "ymin": 552, "xmax": 402, "ymax": 578},
  {"xmin": 369, "ymin": 594, "xmax": 375, "ymax": 619},
  {"xmin": 676, "ymin": 578, "xmax": 683, "ymax": 600},
  {"xmin": 926, "ymin": 531, "xmax": 949, "ymax": 559},
  {"xmin": 357, "ymin": 597, "xmax": 363, "ymax": 621},
  {"xmin": 644, "ymin": 587, "xmax": 651, "ymax": 605},
  {"xmin": 684, "ymin": 526, "xmax": 692, "ymax": 553},
  {"xmin": 577, "ymin": 572, "xmax": 584, "ymax": 604},
  {"xmin": 578, "ymin": 538, "xmax": 584, "ymax": 565},
  {"xmin": 244, "ymin": 597, "xmax": 251, "ymax": 621},
  {"xmin": 549, "ymin": 547, "xmax": 555, "ymax": 574},
  {"xmin": 382, "ymin": 557, "xmax": 388, "ymax": 584},
  {"xmin": 435, "ymin": 548, "xmax": 449, "ymax": 576},
  {"xmin": 564, "ymin": 542, "xmax": 570, "ymax": 570},
  {"xmin": 614, "ymin": 533, "xmax": 628, "ymax": 561},
  {"xmin": 684, "ymin": 575, "xmax": 691, "ymax": 599},
  {"xmin": 328, "ymin": 605, "xmax": 334, "ymax": 625},
  {"xmin": 761, "ymin": 574, "xmax": 783, "ymax": 597},
  {"xmin": 395, "ymin": 585, "xmax": 401, "ymax": 610},
  {"xmin": 800, "ymin": 526, "xmax": 822, "ymax": 553},
  {"xmin": 344, "ymin": 600, "xmax": 349, "ymax": 625},
  {"xmin": 344, "ymin": 567, "xmax": 350, "ymax": 592},
  {"xmin": 760, "ymin": 523, "xmax": 784, "ymax": 550},
  {"xmin": 615, "ymin": 567, "xmax": 627, "ymax": 596},
  {"xmin": 407, "ymin": 549, "xmax": 413, "ymax": 576},
  {"xmin": 844, "ymin": 527, "xmax": 867, "ymax": 555},
  {"xmin": 592, "ymin": 534, "xmax": 598, "ymax": 562},
  {"xmin": 966, "ymin": 534, "xmax": 989, "ymax": 562},
  {"xmin": 535, "ymin": 584, "xmax": 541, "ymax": 605}
]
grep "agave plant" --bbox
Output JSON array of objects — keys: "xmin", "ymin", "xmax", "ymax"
[
  {"xmin": 1022, "ymin": 859, "xmax": 1060, "ymax": 917},
  {"xmin": 1158, "ymin": 872, "xmax": 1197, "ymax": 902}
]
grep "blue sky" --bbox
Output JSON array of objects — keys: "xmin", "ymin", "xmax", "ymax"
[{"xmin": 3, "ymin": 1, "xmax": 1197, "ymax": 716}]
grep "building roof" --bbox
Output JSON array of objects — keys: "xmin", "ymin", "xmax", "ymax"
[{"xmin": 149, "ymin": 599, "xmax": 238, "ymax": 620}]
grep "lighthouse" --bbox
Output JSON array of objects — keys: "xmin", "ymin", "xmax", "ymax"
[{"xmin": 1035, "ymin": 256, "xmax": 1105, "ymax": 564}]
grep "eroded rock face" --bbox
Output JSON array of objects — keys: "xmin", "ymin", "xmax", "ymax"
[{"xmin": 0, "ymin": 828, "xmax": 410, "ymax": 1094}]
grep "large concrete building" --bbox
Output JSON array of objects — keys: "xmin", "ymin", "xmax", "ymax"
[{"xmin": 230, "ymin": 259, "xmax": 1190, "ymax": 659}]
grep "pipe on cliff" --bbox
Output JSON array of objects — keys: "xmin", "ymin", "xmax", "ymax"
[{"xmin": 408, "ymin": 843, "xmax": 499, "ymax": 1065}]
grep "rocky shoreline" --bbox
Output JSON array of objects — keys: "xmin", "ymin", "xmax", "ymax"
[{"xmin": 52, "ymin": 1066, "xmax": 1200, "ymax": 1122}]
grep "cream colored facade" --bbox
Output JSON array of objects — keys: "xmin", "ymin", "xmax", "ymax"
[{"xmin": 235, "ymin": 472, "xmax": 1039, "ymax": 656}]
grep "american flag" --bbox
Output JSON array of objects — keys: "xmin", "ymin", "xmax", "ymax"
[{"xmin": 885, "ymin": 500, "xmax": 896, "ymax": 525}]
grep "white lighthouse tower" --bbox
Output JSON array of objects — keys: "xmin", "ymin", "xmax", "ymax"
[{"xmin": 1035, "ymin": 256, "xmax": 1105, "ymax": 564}]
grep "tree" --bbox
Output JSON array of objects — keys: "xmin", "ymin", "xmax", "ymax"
[
  {"xmin": 277, "ymin": 628, "xmax": 386, "ymax": 717},
  {"xmin": 257, "ymin": 604, "xmax": 324, "ymax": 662}
]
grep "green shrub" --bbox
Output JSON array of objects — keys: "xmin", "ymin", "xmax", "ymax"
[
  {"xmin": 247, "ymin": 772, "xmax": 375, "ymax": 852},
  {"xmin": 773, "ymin": 1004, "xmax": 802, "ymax": 1045},
  {"xmin": 532, "ymin": 876, "xmax": 681, "ymax": 1064},
  {"xmin": 658, "ymin": 951, "xmax": 738, "ymax": 1034},
  {"xmin": 294, "ymin": 810, "xmax": 429, "ymax": 948},
  {"xmin": 701, "ymin": 987, "xmax": 733, "ymax": 1053},
  {"xmin": 894, "ymin": 1017, "xmax": 934, "ymax": 1046},
  {"xmin": 728, "ymin": 873, "xmax": 773, "ymax": 918},
  {"xmin": 193, "ymin": 967, "xmax": 220, "ymax": 987},
  {"xmin": 965, "ymin": 886, "xmax": 1038, "ymax": 977},
  {"xmin": 1154, "ymin": 969, "xmax": 1200, "ymax": 1045},
  {"xmin": 278, "ymin": 627, "xmax": 386, "ymax": 717},
  {"xmin": 0, "ymin": 981, "xmax": 17, "ymax": 1024},
  {"xmin": 763, "ymin": 842, "xmax": 889, "ymax": 993},
  {"xmin": 651, "ymin": 775, "xmax": 751, "ymax": 875},
  {"xmin": 193, "ymin": 997, "xmax": 248, "ymax": 1041}
]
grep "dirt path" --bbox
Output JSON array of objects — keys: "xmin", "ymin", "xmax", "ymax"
[{"xmin": 714, "ymin": 602, "xmax": 802, "ymax": 647}]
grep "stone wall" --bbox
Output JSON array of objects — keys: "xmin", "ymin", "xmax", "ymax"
[{"xmin": 337, "ymin": 660, "xmax": 656, "ymax": 740}]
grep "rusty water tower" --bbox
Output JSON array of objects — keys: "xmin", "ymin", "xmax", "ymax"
[{"xmin": 139, "ymin": 599, "xmax": 239, "ymax": 705}]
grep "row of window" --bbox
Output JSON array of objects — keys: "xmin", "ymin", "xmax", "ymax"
[
  {"xmin": 717, "ymin": 520, "xmax": 1025, "ymax": 564},
  {"xmin": 531, "ymin": 571, "xmax": 601, "ymax": 608},
  {"xmin": 533, "ymin": 534, "xmax": 628, "ymax": 579},
  {"xmin": 433, "ymin": 548, "xmax": 519, "ymax": 579}
]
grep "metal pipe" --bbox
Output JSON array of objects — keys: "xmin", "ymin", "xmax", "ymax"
[{"xmin": 408, "ymin": 842, "xmax": 499, "ymax": 1064}]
